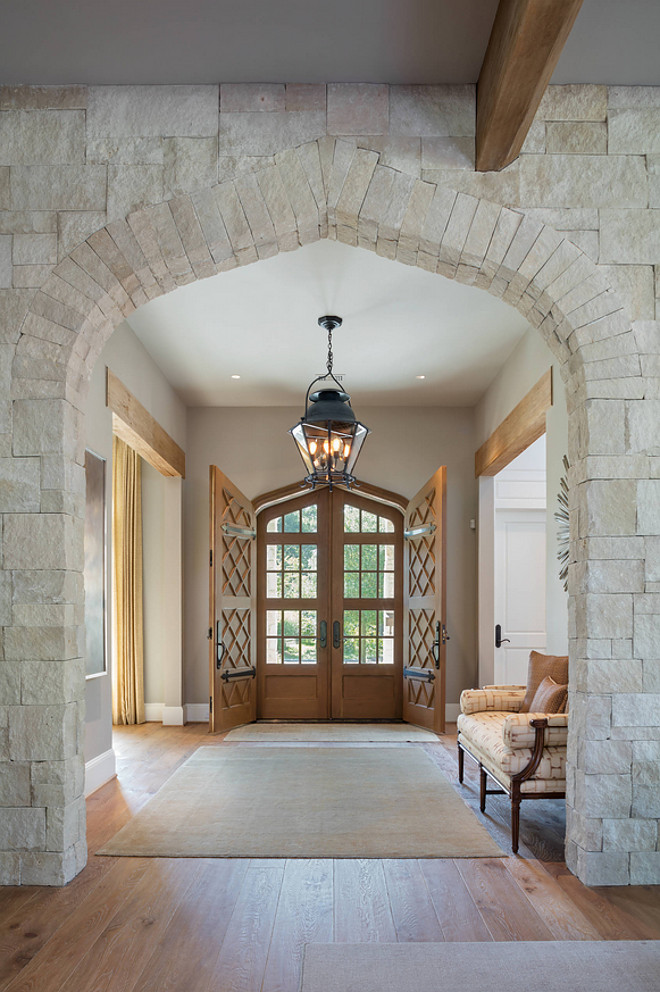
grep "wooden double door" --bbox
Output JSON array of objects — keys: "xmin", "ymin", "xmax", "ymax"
[
  {"xmin": 209, "ymin": 466, "xmax": 447, "ymax": 733},
  {"xmin": 258, "ymin": 487, "xmax": 403, "ymax": 721}
]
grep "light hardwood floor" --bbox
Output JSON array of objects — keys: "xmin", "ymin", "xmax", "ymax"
[{"xmin": 1, "ymin": 724, "xmax": 660, "ymax": 992}]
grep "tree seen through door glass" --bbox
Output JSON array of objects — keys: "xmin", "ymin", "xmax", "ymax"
[
  {"xmin": 343, "ymin": 608, "xmax": 394, "ymax": 665},
  {"xmin": 266, "ymin": 609, "xmax": 317, "ymax": 664}
]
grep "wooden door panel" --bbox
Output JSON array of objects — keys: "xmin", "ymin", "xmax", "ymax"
[
  {"xmin": 209, "ymin": 466, "xmax": 257, "ymax": 733},
  {"xmin": 403, "ymin": 467, "xmax": 447, "ymax": 734},
  {"xmin": 257, "ymin": 491, "xmax": 330, "ymax": 719},
  {"xmin": 331, "ymin": 490, "xmax": 403, "ymax": 720}
]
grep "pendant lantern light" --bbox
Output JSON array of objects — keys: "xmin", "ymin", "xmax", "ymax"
[{"xmin": 289, "ymin": 316, "xmax": 369, "ymax": 490}]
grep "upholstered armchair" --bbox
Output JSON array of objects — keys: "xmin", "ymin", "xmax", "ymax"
[{"xmin": 457, "ymin": 675, "xmax": 568, "ymax": 853}]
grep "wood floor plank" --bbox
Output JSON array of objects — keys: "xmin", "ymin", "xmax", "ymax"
[
  {"xmin": 382, "ymin": 860, "xmax": 445, "ymax": 942},
  {"xmin": 2, "ymin": 859, "xmax": 154, "ymax": 992},
  {"xmin": 261, "ymin": 859, "xmax": 334, "ymax": 992},
  {"xmin": 599, "ymin": 884, "xmax": 660, "ymax": 939},
  {"xmin": 456, "ymin": 858, "xmax": 554, "ymax": 941},
  {"xmin": 3, "ymin": 724, "xmax": 658, "ymax": 992},
  {"xmin": 333, "ymin": 860, "xmax": 396, "ymax": 943},
  {"xmin": 552, "ymin": 869, "xmax": 660, "ymax": 941},
  {"xmin": 419, "ymin": 859, "xmax": 491, "ymax": 942},
  {"xmin": 55, "ymin": 858, "xmax": 200, "ymax": 992},
  {"xmin": 0, "ymin": 856, "xmax": 116, "ymax": 991},
  {"xmin": 504, "ymin": 858, "xmax": 602, "ymax": 940},
  {"xmin": 132, "ymin": 859, "xmax": 249, "ymax": 992},
  {"xmin": 207, "ymin": 865, "xmax": 283, "ymax": 992}
]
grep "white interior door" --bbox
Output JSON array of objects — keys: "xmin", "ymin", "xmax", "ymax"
[{"xmin": 493, "ymin": 508, "xmax": 546, "ymax": 684}]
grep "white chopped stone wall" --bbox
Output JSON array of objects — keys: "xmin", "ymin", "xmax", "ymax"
[{"xmin": 0, "ymin": 82, "xmax": 658, "ymax": 886}]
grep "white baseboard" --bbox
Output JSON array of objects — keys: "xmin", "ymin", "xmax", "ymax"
[
  {"xmin": 185, "ymin": 703, "xmax": 209, "ymax": 723},
  {"xmin": 162, "ymin": 705, "xmax": 184, "ymax": 726},
  {"xmin": 445, "ymin": 703, "xmax": 460, "ymax": 724},
  {"xmin": 144, "ymin": 702, "xmax": 163, "ymax": 723},
  {"xmin": 149, "ymin": 701, "xmax": 456, "ymax": 726},
  {"xmin": 84, "ymin": 748, "xmax": 117, "ymax": 797}
]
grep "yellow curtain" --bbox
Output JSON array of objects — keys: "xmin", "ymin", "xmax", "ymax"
[{"xmin": 112, "ymin": 435, "xmax": 145, "ymax": 725}]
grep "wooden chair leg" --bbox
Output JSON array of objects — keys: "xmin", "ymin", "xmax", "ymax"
[
  {"xmin": 479, "ymin": 766, "xmax": 487, "ymax": 812},
  {"xmin": 457, "ymin": 744, "xmax": 464, "ymax": 783},
  {"xmin": 511, "ymin": 795, "xmax": 521, "ymax": 853}
]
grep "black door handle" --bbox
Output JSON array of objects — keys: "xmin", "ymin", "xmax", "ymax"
[
  {"xmin": 495, "ymin": 624, "xmax": 511, "ymax": 648},
  {"xmin": 319, "ymin": 620, "xmax": 327, "ymax": 649},
  {"xmin": 333, "ymin": 621, "xmax": 341, "ymax": 649}
]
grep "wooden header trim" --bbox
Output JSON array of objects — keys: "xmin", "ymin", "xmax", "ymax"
[
  {"xmin": 475, "ymin": 368, "xmax": 552, "ymax": 477},
  {"xmin": 476, "ymin": 0, "xmax": 584, "ymax": 172},
  {"xmin": 253, "ymin": 479, "xmax": 407, "ymax": 514},
  {"xmin": 106, "ymin": 368, "xmax": 185, "ymax": 479}
]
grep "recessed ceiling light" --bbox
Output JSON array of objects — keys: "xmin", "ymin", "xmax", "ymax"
[
  {"xmin": 231, "ymin": 374, "xmax": 241, "ymax": 379},
  {"xmin": 416, "ymin": 375, "xmax": 426, "ymax": 380}
]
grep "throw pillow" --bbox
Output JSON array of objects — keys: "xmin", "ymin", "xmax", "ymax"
[
  {"xmin": 520, "ymin": 650, "xmax": 569, "ymax": 712},
  {"xmin": 529, "ymin": 675, "xmax": 568, "ymax": 714}
]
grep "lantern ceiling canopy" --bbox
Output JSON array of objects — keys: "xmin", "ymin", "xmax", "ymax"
[{"xmin": 290, "ymin": 316, "xmax": 370, "ymax": 491}]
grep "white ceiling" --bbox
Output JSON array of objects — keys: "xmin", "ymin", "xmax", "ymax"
[
  {"xmin": 1, "ymin": 0, "xmax": 659, "ymax": 85},
  {"xmin": 125, "ymin": 240, "xmax": 531, "ymax": 408}
]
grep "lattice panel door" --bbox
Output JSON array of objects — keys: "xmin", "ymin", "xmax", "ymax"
[
  {"xmin": 403, "ymin": 467, "xmax": 447, "ymax": 733},
  {"xmin": 209, "ymin": 466, "xmax": 257, "ymax": 732}
]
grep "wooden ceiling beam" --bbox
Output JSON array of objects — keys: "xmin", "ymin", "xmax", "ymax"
[{"xmin": 476, "ymin": 0, "xmax": 584, "ymax": 173}]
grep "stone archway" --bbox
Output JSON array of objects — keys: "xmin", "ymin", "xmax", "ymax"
[{"xmin": 2, "ymin": 137, "xmax": 653, "ymax": 886}]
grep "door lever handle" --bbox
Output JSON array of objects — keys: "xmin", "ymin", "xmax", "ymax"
[
  {"xmin": 319, "ymin": 620, "xmax": 327, "ymax": 649},
  {"xmin": 332, "ymin": 621, "xmax": 341, "ymax": 649},
  {"xmin": 495, "ymin": 624, "xmax": 510, "ymax": 648}
]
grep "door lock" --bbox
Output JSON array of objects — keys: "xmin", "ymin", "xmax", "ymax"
[
  {"xmin": 332, "ymin": 621, "xmax": 341, "ymax": 649},
  {"xmin": 495, "ymin": 624, "xmax": 510, "ymax": 648},
  {"xmin": 319, "ymin": 620, "xmax": 328, "ymax": 649}
]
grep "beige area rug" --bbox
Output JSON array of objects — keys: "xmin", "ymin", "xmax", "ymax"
[
  {"xmin": 224, "ymin": 722, "xmax": 438, "ymax": 742},
  {"xmin": 300, "ymin": 942, "xmax": 660, "ymax": 992},
  {"xmin": 98, "ymin": 746, "xmax": 504, "ymax": 858}
]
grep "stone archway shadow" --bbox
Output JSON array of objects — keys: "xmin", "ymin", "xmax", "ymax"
[{"xmin": 5, "ymin": 137, "xmax": 645, "ymax": 886}]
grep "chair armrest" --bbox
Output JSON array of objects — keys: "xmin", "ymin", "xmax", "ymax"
[
  {"xmin": 503, "ymin": 712, "xmax": 569, "ymax": 749},
  {"xmin": 460, "ymin": 687, "xmax": 526, "ymax": 715}
]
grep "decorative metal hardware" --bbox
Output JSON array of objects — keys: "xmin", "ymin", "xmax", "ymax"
[
  {"xmin": 319, "ymin": 619, "xmax": 328, "ymax": 649},
  {"xmin": 333, "ymin": 620, "xmax": 341, "ymax": 649},
  {"xmin": 208, "ymin": 627, "xmax": 212, "ymax": 640},
  {"xmin": 431, "ymin": 620, "xmax": 441, "ymax": 669},
  {"xmin": 220, "ymin": 666, "xmax": 256, "ymax": 682},
  {"xmin": 441, "ymin": 622, "xmax": 450, "ymax": 646},
  {"xmin": 216, "ymin": 621, "xmax": 224, "ymax": 669},
  {"xmin": 495, "ymin": 623, "xmax": 510, "ymax": 648},
  {"xmin": 221, "ymin": 522, "xmax": 256, "ymax": 539},
  {"xmin": 403, "ymin": 666, "xmax": 435, "ymax": 682},
  {"xmin": 404, "ymin": 522, "xmax": 436, "ymax": 540}
]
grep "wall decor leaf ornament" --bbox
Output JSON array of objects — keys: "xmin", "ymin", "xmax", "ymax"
[{"xmin": 554, "ymin": 454, "xmax": 570, "ymax": 592}]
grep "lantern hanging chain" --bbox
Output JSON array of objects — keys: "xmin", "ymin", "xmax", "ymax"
[{"xmin": 326, "ymin": 326, "xmax": 334, "ymax": 376}]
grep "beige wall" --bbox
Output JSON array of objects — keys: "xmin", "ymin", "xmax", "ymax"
[
  {"xmin": 83, "ymin": 321, "xmax": 186, "ymax": 767},
  {"xmin": 474, "ymin": 328, "xmax": 569, "ymax": 660},
  {"xmin": 184, "ymin": 404, "xmax": 478, "ymax": 710}
]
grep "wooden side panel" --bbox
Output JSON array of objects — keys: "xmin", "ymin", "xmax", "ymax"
[
  {"xmin": 475, "ymin": 369, "xmax": 552, "ymax": 477},
  {"xmin": 209, "ymin": 466, "xmax": 257, "ymax": 733},
  {"xmin": 107, "ymin": 368, "xmax": 185, "ymax": 478},
  {"xmin": 403, "ymin": 467, "xmax": 447, "ymax": 734}
]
